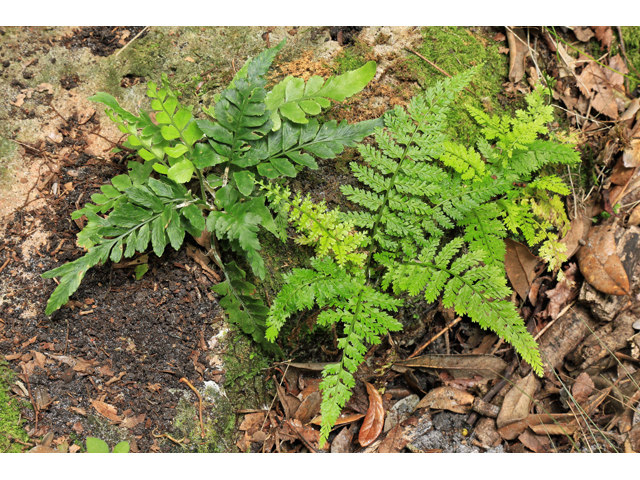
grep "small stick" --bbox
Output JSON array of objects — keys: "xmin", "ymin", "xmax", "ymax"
[
  {"xmin": 179, "ymin": 377, "xmax": 205, "ymax": 439},
  {"xmin": 404, "ymin": 47, "xmax": 451, "ymax": 77},
  {"xmin": 0, "ymin": 258, "xmax": 10, "ymax": 274},
  {"xmin": 408, "ymin": 316, "xmax": 462, "ymax": 359},
  {"xmin": 115, "ymin": 27, "xmax": 149, "ymax": 57}
]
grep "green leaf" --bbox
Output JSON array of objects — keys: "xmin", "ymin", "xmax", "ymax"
[
  {"xmin": 196, "ymin": 120, "xmax": 234, "ymax": 145},
  {"xmin": 125, "ymin": 186, "xmax": 164, "ymax": 213},
  {"xmin": 233, "ymin": 170, "xmax": 255, "ymax": 196},
  {"xmin": 164, "ymin": 144, "xmax": 189, "ymax": 158},
  {"xmin": 215, "ymin": 184, "xmax": 239, "ymax": 210},
  {"xmin": 86, "ymin": 437, "xmax": 110, "ymax": 453},
  {"xmin": 182, "ymin": 204, "xmax": 205, "ymax": 232},
  {"xmin": 113, "ymin": 441, "xmax": 130, "ymax": 453},
  {"xmin": 166, "ymin": 208, "xmax": 185, "ymax": 250},
  {"xmin": 134, "ymin": 264, "xmax": 149, "ymax": 280},
  {"xmin": 152, "ymin": 163, "xmax": 169, "ymax": 174},
  {"xmin": 161, "ymin": 125, "xmax": 181, "ymax": 140},
  {"xmin": 167, "ymin": 159, "xmax": 194, "ymax": 184},
  {"xmin": 269, "ymin": 157, "xmax": 297, "ymax": 177},
  {"xmin": 192, "ymin": 143, "xmax": 225, "ymax": 169},
  {"xmin": 182, "ymin": 121, "xmax": 203, "ymax": 146},
  {"xmin": 111, "ymin": 174, "xmax": 132, "ymax": 192},
  {"xmin": 89, "ymin": 93, "xmax": 139, "ymax": 124},
  {"xmin": 316, "ymin": 61, "xmax": 377, "ymax": 101},
  {"xmin": 173, "ymin": 108, "xmax": 192, "ymax": 131},
  {"xmin": 257, "ymin": 162, "xmax": 280, "ymax": 179},
  {"xmin": 151, "ymin": 216, "xmax": 167, "ymax": 257},
  {"xmin": 279, "ymin": 102, "xmax": 307, "ymax": 124}
]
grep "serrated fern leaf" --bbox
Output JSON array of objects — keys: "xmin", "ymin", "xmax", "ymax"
[{"xmin": 265, "ymin": 61, "xmax": 376, "ymax": 130}]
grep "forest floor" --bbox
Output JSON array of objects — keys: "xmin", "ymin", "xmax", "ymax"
[{"xmin": 1, "ymin": 26, "xmax": 640, "ymax": 453}]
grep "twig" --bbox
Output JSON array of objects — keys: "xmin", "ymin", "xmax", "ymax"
[
  {"xmin": 115, "ymin": 27, "xmax": 149, "ymax": 57},
  {"xmin": 152, "ymin": 428, "xmax": 187, "ymax": 445},
  {"xmin": 404, "ymin": 47, "xmax": 451, "ymax": 77},
  {"xmin": 408, "ymin": 316, "xmax": 463, "ymax": 359},
  {"xmin": 179, "ymin": 377, "xmax": 205, "ymax": 439},
  {"xmin": 0, "ymin": 258, "xmax": 10, "ymax": 275},
  {"xmin": 534, "ymin": 302, "xmax": 576, "ymax": 341},
  {"xmin": 466, "ymin": 357, "xmax": 518, "ymax": 426},
  {"xmin": 22, "ymin": 370, "xmax": 39, "ymax": 434}
]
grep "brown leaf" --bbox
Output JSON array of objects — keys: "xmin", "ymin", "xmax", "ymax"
[
  {"xmin": 497, "ymin": 413, "xmax": 574, "ymax": 440},
  {"xmin": 90, "ymin": 399, "xmax": 121, "ymax": 422},
  {"xmin": 378, "ymin": 423, "xmax": 410, "ymax": 453},
  {"xmin": 530, "ymin": 423, "xmax": 576, "ymax": 436},
  {"xmin": 496, "ymin": 373, "xmax": 538, "ymax": 429},
  {"xmin": 622, "ymin": 139, "xmax": 640, "ymax": 168},
  {"xmin": 506, "ymin": 27, "xmax": 529, "ymax": 83},
  {"xmin": 518, "ymin": 428, "xmax": 550, "ymax": 452},
  {"xmin": 120, "ymin": 413, "xmax": 145, "ymax": 429},
  {"xmin": 69, "ymin": 406, "xmax": 86, "ymax": 416},
  {"xmin": 504, "ymin": 238, "xmax": 539, "ymax": 300},
  {"xmin": 575, "ymin": 225, "xmax": 629, "ymax": 295},
  {"xmin": 542, "ymin": 263, "xmax": 578, "ymax": 319},
  {"xmin": 294, "ymin": 391, "xmax": 321, "ymax": 424},
  {"xmin": 571, "ymin": 372, "xmax": 594, "ymax": 405},
  {"xmin": 239, "ymin": 412, "xmax": 266, "ymax": 435},
  {"xmin": 592, "ymin": 26, "xmax": 612, "ymax": 50},
  {"xmin": 628, "ymin": 204, "xmax": 640, "ymax": 226},
  {"xmin": 358, "ymin": 382, "xmax": 385, "ymax": 447},
  {"xmin": 573, "ymin": 26, "xmax": 594, "ymax": 42},
  {"xmin": 283, "ymin": 418, "xmax": 319, "ymax": 448},
  {"xmin": 309, "ymin": 413, "xmax": 364, "ymax": 426},
  {"xmin": 330, "ymin": 425, "xmax": 355, "ymax": 453},
  {"xmin": 560, "ymin": 213, "xmax": 592, "ymax": 260},
  {"xmin": 396, "ymin": 354, "xmax": 508, "ymax": 380},
  {"xmin": 415, "ymin": 386, "xmax": 474, "ymax": 414},
  {"xmin": 273, "ymin": 375, "xmax": 300, "ymax": 420}
]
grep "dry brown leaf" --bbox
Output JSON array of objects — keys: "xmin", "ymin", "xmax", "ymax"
[
  {"xmin": 294, "ymin": 391, "xmax": 321, "ymax": 424},
  {"xmin": 415, "ymin": 385, "xmax": 474, "ymax": 414},
  {"xmin": 592, "ymin": 27, "xmax": 612, "ymax": 50},
  {"xmin": 628, "ymin": 204, "xmax": 640, "ymax": 226},
  {"xmin": 497, "ymin": 413, "xmax": 574, "ymax": 440},
  {"xmin": 90, "ymin": 399, "xmax": 121, "ymax": 422},
  {"xmin": 573, "ymin": 27, "xmax": 595, "ymax": 42},
  {"xmin": 530, "ymin": 423, "xmax": 576, "ymax": 436},
  {"xmin": 542, "ymin": 263, "xmax": 577, "ymax": 319},
  {"xmin": 273, "ymin": 375, "xmax": 300, "ymax": 420},
  {"xmin": 611, "ymin": 157, "xmax": 635, "ymax": 185},
  {"xmin": 283, "ymin": 418, "xmax": 319, "ymax": 448},
  {"xmin": 378, "ymin": 423, "xmax": 410, "ymax": 453},
  {"xmin": 396, "ymin": 354, "xmax": 508, "ymax": 380},
  {"xmin": 309, "ymin": 412, "xmax": 364, "ymax": 426},
  {"xmin": 358, "ymin": 382, "xmax": 385, "ymax": 447},
  {"xmin": 330, "ymin": 424, "xmax": 355, "ymax": 453},
  {"xmin": 560, "ymin": 213, "xmax": 592, "ymax": 261},
  {"xmin": 31, "ymin": 351, "xmax": 46, "ymax": 369},
  {"xmin": 504, "ymin": 238, "xmax": 539, "ymax": 300},
  {"xmin": 506, "ymin": 27, "xmax": 529, "ymax": 83},
  {"xmin": 120, "ymin": 413, "xmax": 145, "ymax": 429},
  {"xmin": 622, "ymin": 139, "xmax": 640, "ymax": 168},
  {"xmin": 496, "ymin": 373, "xmax": 538, "ymax": 429},
  {"xmin": 571, "ymin": 372, "xmax": 594, "ymax": 405},
  {"xmin": 575, "ymin": 225, "xmax": 629, "ymax": 295},
  {"xmin": 69, "ymin": 406, "xmax": 86, "ymax": 416},
  {"xmin": 518, "ymin": 428, "xmax": 550, "ymax": 453}
]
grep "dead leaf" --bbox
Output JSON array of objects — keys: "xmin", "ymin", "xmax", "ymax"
[
  {"xmin": 592, "ymin": 26, "xmax": 612, "ymax": 50},
  {"xmin": 628, "ymin": 204, "xmax": 640, "ymax": 226},
  {"xmin": 274, "ymin": 375, "xmax": 300, "ymax": 420},
  {"xmin": 283, "ymin": 418, "xmax": 319, "ymax": 448},
  {"xmin": 69, "ymin": 444, "xmax": 81, "ymax": 453},
  {"xmin": 294, "ymin": 391, "xmax": 321, "ymax": 424},
  {"xmin": 530, "ymin": 423, "xmax": 576, "ymax": 436},
  {"xmin": 309, "ymin": 413, "xmax": 364, "ymax": 426},
  {"xmin": 120, "ymin": 413, "xmax": 145, "ymax": 429},
  {"xmin": 575, "ymin": 225, "xmax": 629, "ymax": 295},
  {"xmin": 378, "ymin": 423, "xmax": 410, "ymax": 453},
  {"xmin": 72, "ymin": 422, "xmax": 84, "ymax": 434},
  {"xmin": 31, "ymin": 351, "xmax": 47, "ymax": 369},
  {"xmin": 496, "ymin": 373, "xmax": 538, "ymax": 429},
  {"xmin": 506, "ymin": 27, "xmax": 529, "ymax": 83},
  {"xmin": 239, "ymin": 412, "xmax": 266, "ymax": 435},
  {"xmin": 77, "ymin": 107, "xmax": 95, "ymax": 125},
  {"xmin": 622, "ymin": 139, "xmax": 640, "ymax": 168},
  {"xmin": 359, "ymin": 382, "xmax": 385, "ymax": 447},
  {"xmin": 560, "ymin": 213, "xmax": 592, "ymax": 260},
  {"xmin": 69, "ymin": 406, "xmax": 86, "ymax": 416},
  {"xmin": 36, "ymin": 83, "xmax": 54, "ymax": 93},
  {"xmin": 395, "ymin": 354, "xmax": 508, "ymax": 380},
  {"xmin": 571, "ymin": 372, "xmax": 594, "ymax": 405},
  {"xmin": 113, "ymin": 254, "xmax": 148, "ymax": 269},
  {"xmin": 518, "ymin": 428, "xmax": 550, "ymax": 452},
  {"xmin": 542, "ymin": 263, "xmax": 577, "ymax": 319},
  {"xmin": 504, "ymin": 238, "xmax": 539, "ymax": 300},
  {"xmin": 330, "ymin": 425, "xmax": 355, "ymax": 453},
  {"xmin": 90, "ymin": 399, "xmax": 121, "ymax": 422},
  {"xmin": 573, "ymin": 27, "xmax": 594, "ymax": 42},
  {"xmin": 497, "ymin": 413, "xmax": 574, "ymax": 440},
  {"xmin": 415, "ymin": 385, "xmax": 474, "ymax": 414},
  {"xmin": 10, "ymin": 93, "xmax": 26, "ymax": 107}
]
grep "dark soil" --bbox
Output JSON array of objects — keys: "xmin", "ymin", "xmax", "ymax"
[{"xmin": 61, "ymin": 27, "xmax": 149, "ymax": 57}]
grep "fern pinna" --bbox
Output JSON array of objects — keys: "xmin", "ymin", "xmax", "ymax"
[{"xmin": 265, "ymin": 68, "xmax": 579, "ymax": 445}]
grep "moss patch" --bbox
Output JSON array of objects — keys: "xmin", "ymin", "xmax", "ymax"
[
  {"xmin": 620, "ymin": 27, "xmax": 640, "ymax": 92},
  {"xmin": 333, "ymin": 40, "xmax": 374, "ymax": 74},
  {"xmin": 0, "ymin": 360, "xmax": 30, "ymax": 453},
  {"xmin": 406, "ymin": 27, "xmax": 515, "ymax": 144}
]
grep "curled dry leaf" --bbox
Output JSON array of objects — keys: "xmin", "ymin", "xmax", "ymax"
[
  {"xmin": 542, "ymin": 263, "xmax": 578, "ymax": 320},
  {"xmin": 90, "ymin": 399, "xmax": 121, "ymax": 422},
  {"xmin": 358, "ymin": 382, "xmax": 385, "ymax": 447},
  {"xmin": 571, "ymin": 372, "xmax": 594, "ymax": 406},
  {"xmin": 330, "ymin": 424, "xmax": 355, "ymax": 453},
  {"xmin": 575, "ymin": 225, "xmax": 629, "ymax": 295},
  {"xmin": 628, "ymin": 204, "xmax": 640, "ymax": 226},
  {"xmin": 504, "ymin": 238, "xmax": 539, "ymax": 300},
  {"xmin": 623, "ymin": 139, "xmax": 640, "ymax": 169},
  {"xmin": 496, "ymin": 373, "xmax": 538, "ymax": 429},
  {"xmin": 506, "ymin": 27, "xmax": 529, "ymax": 83},
  {"xmin": 415, "ymin": 385, "xmax": 474, "ymax": 414}
]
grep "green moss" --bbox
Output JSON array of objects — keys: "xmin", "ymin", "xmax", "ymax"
[
  {"xmin": 0, "ymin": 360, "xmax": 30, "ymax": 453},
  {"xmin": 333, "ymin": 40, "xmax": 373, "ymax": 74},
  {"xmin": 620, "ymin": 26, "xmax": 640, "ymax": 92},
  {"xmin": 409, "ymin": 27, "xmax": 516, "ymax": 144}
]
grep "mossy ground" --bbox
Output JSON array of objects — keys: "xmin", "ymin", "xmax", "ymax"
[
  {"xmin": 0, "ymin": 360, "xmax": 30, "ymax": 453},
  {"xmin": 407, "ymin": 27, "xmax": 516, "ymax": 145},
  {"xmin": 620, "ymin": 26, "xmax": 640, "ymax": 93}
]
